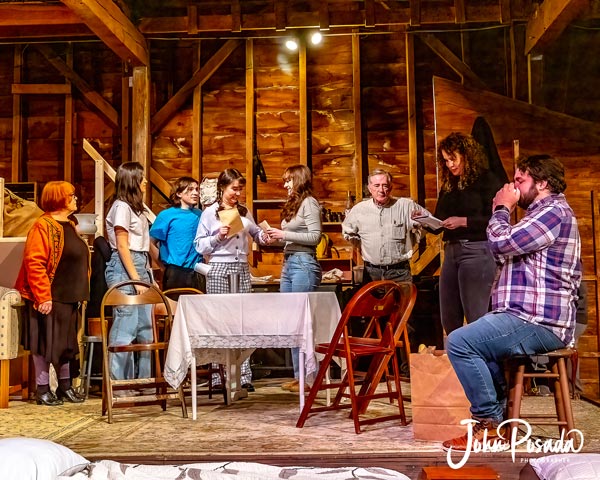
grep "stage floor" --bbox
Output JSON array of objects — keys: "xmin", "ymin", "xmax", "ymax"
[{"xmin": 2, "ymin": 378, "xmax": 599, "ymax": 479}]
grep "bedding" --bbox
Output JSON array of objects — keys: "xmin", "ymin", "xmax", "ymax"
[
  {"xmin": 0, "ymin": 437, "xmax": 89, "ymax": 480},
  {"xmin": 58, "ymin": 460, "xmax": 412, "ymax": 480},
  {"xmin": 528, "ymin": 453, "xmax": 600, "ymax": 480}
]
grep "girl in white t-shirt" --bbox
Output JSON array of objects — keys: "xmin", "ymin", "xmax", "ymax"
[{"xmin": 104, "ymin": 162, "xmax": 153, "ymax": 381}]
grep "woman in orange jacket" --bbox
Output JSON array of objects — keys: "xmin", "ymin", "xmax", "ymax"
[{"xmin": 15, "ymin": 181, "xmax": 90, "ymax": 406}]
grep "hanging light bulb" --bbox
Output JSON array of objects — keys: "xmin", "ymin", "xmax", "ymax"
[
  {"xmin": 310, "ymin": 32, "xmax": 323, "ymax": 45},
  {"xmin": 285, "ymin": 39, "xmax": 298, "ymax": 51}
]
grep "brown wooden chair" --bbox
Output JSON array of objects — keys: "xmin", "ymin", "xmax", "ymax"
[
  {"xmin": 100, "ymin": 280, "xmax": 188, "ymax": 423},
  {"xmin": 162, "ymin": 288, "xmax": 227, "ymax": 403},
  {"xmin": 296, "ymin": 280, "xmax": 417, "ymax": 433}
]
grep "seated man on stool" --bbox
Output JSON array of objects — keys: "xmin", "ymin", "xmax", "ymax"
[{"xmin": 443, "ymin": 154, "xmax": 581, "ymax": 452}]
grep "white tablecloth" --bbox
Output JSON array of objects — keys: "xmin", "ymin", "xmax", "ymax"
[{"xmin": 164, "ymin": 292, "xmax": 341, "ymax": 393}]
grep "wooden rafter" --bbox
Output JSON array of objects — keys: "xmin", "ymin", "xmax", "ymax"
[
  {"xmin": 420, "ymin": 33, "xmax": 487, "ymax": 90},
  {"xmin": 525, "ymin": 0, "xmax": 590, "ymax": 55},
  {"xmin": 59, "ymin": 0, "xmax": 149, "ymax": 66},
  {"xmin": 151, "ymin": 39, "xmax": 242, "ymax": 134},
  {"xmin": 35, "ymin": 44, "xmax": 119, "ymax": 129}
]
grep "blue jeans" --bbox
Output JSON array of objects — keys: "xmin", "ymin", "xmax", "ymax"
[
  {"xmin": 280, "ymin": 253, "xmax": 322, "ymax": 378},
  {"xmin": 440, "ymin": 240, "xmax": 496, "ymax": 334},
  {"xmin": 446, "ymin": 311, "xmax": 565, "ymax": 423},
  {"xmin": 105, "ymin": 251, "xmax": 153, "ymax": 380}
]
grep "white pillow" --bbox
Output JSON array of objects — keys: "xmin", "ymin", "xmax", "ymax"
[
  {"xmin": 0, "ymin": 437, "xmax": 89, "ymax": 480},
  {"xmin": 530, "ymin": 453, "xmax": 600, "ymax": 480}
]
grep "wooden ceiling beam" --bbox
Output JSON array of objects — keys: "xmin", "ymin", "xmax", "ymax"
[
  {"xmin": 138, "ymin": 3, "xmax": 515, "ymax": 35},
  {"xmin": 59, "ymin": 0, "xmax": 149, "ymax": 67},
  {"xmin": 0, "ymin": 4, "xmax": 82, "ymax": 27},
  {"xmin": 35, "ymin": 44, "xmax": 120, "ymax": 129},
  {"xmin": 151, "ymin": 39, "xmax": 242, "ymax": 135},
  {"xmin": 420, "ymin": 33, "xmax": 487, "ymax": 90},
  {"xmin": 524, "ymin": 0, "xmax": 590, "ymax": 55}
]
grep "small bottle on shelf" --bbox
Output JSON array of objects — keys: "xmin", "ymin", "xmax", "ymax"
[{"xmin": 344, "ymin": 190, "xmax": 354, "ymax": 218}]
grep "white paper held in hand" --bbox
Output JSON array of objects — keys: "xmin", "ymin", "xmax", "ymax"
[
  {"xmin": 413, "ymin": 213, "xmax": 444, "ymax": 230},
  {"xmin": 194, "ymin": 262, "xmax": 211, "ymax": 276}
]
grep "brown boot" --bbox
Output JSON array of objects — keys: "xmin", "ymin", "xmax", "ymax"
[{"xmin": 442, "ymin": 418, "xmax": 509, "ymax": 452}]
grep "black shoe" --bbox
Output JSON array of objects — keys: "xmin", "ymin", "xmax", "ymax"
[
  {"xmin": 36, "ymin": 391, "xmax": 64, "ymax": 406},
  {"xmin": 56, "ymin": 387, "xmax": 85, "ymax": 403},
  {"xmin": 242, "ymin": 383, "xmax": 255, "ymax": 392}
]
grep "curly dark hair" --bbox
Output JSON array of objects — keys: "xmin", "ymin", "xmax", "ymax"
[
  {"xmin": 215, "ymin": 168, "xmax": 248, "ymax": 218},
  {"xmin": 281, "ymin": 165, "xmax": 316, "ymax": 222},
  {"xmin": 437, "ymin": 132, "xmax": 488, "ymax": 192},
  {"xmin": 517, "ymin": 154, "xmax": 566, "ymax": 194}
]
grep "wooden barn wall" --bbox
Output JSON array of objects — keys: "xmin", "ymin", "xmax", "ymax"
[
  {"xmin": 433, "ymin": 76, "xmax": 600, "ymax": 400},
  {"xmin": 0, "ymin": 46, "xmax": 13, "ymax": 179}
]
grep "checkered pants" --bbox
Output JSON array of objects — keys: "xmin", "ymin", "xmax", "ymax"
[{"xmin": 208, "ymin": 262, "xmax": 253, "ymax": 385}]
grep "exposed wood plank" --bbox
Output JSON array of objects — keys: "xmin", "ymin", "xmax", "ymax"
[
  {"xmin": 149, "ymin": 167, "xmax": 173, "ymax": 202},
  {"xmin": 64, "ymin": 44, "xmax": 73, "ymax": 182},
  {"xmin": 365, "ymin": 0, "xmax": 376, "ymax": 28},
  {"xmin": 299, "ymin": 41, "xmax": 307, "ymax": 166},
  {"xmin": 245, "ymin": 39, "xmax": 255, "ymax": 215},
  {"xmin": 121, "ymin": 74, "xmax": 130, "ymax": 163},
  {"xmin": 0, "ymin": 4, "xmax": 83, "ymax": 27},
  {"xmin": 59, "ymin": 0, "xmax": 148, "ymax": 67},
  {"xmin": 420, "ymin": 33, "xmax": 487, "ymax": 90},
  {"xmin": 455, "ymin": 0, "xmax": 466, "ymax": 24},
  {"xmin": 11, "ymin": 84, "xmax": 71, "ymax": 95},
  {"xmin": 132, "ymin": 66, "xmax": 150, "ymax": 178},
  {"xmin": 137, "ymin": 4, "xmax": 523, "ymax": 36},
  {"xmin": 500, "ymin": 0, "xmax": 511, "ymax": 23},
  {"xmin": 524, "ymin": 0, "xmax": 589, "ymax": 55},
  {"xmin": 187, "ymin": 5, "xmax": 198, "ymax": 35},
  {"xmin": 11, "ymin": 45, "xmax": 23, "ymax": 182},
  {"xmin": 231, "ymin": 0, "xmax": 242, "ymax": 33},
  {"xmin": 351, "ymin": 34, "xmax": 363, "ymax": 201},
  {"xmin": 319, "ymin": 2, "xmax": 330, "ymax": 31},
  {"xmin": 192, "ymin": 43, "xmax": 202, "ymax": 182},
  {"xmin": 34, "ymin": 44, "xmax": 119, "ymax": 129},
  {"xmin": 275, "ymin": 0, "xmax": 287, "ymax": 31},
  {"xmin": 405, "ymin": 33, "xmax": 418, "ymax": 201},
  {"xmin": 151, "ymin": 39, "xmax": 242, "ymax": 135}
]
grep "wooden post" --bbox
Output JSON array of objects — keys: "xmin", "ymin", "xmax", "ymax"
[
  {"xmin": 64, "ymin": 44, "xmax": 74, "ymax": 182},
  {"xmin": 352, "ymin": 34, "xmax": 363, "ymax": 200},
  {"xmin": 299, "ymin": 39, "xmax": 308, "ymax": 166},
  {"xmin": 11, "ymin": 46, "xmax": 23, "ymax": 182},
  {"xmin": 192, "ymin": 41, "xmax": 202, "ymax": 183},
  {"xmin": 131, "ymin": 66, "xmax": 151, "ymax": 198}
]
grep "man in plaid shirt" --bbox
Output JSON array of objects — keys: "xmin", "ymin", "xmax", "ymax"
[{"xmin": 442, "ymin": 154, "xmax": 581, "ymax": 452}]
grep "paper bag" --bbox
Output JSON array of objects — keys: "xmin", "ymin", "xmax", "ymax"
[{"xmin": 410, "ymin": 350, "xmax": 471, "ymax": 441}]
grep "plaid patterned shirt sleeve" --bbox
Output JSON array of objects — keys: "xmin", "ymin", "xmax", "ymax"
[{"xmin": 487, "ymin": 193, "xmax": 581, "ymax": 345}]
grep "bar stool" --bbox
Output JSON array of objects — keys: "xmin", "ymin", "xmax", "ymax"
[
  {"xmin": 78, "ymin": 317, "xmax": 103, "ymax": 398},
  {"xmin": 506, "ymin": 348, "xmax": 577, "ymax": 441}
]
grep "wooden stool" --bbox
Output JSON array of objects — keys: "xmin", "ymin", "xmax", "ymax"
[
  {"xmin": 507, "ymin": 348, "xmax": 576, "ymax": 440},
  {"xmin": 0, "ymin": 348, "xmax": 29, "ymax": 408},
  {"xmin": 419, "ymin": 466, "xmax": 499, "ymax": 479}
]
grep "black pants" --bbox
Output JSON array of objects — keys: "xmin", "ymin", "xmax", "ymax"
[{"xmin": 163, "ymin": 264, "xmax": 206, "ymax": 293}]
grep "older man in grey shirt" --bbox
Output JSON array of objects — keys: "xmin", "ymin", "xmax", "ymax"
[{"xmin": 342, "ymin": 168, "xmax": 429, "ymax": 283}]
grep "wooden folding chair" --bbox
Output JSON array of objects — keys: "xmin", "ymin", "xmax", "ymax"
[
  {"xmin": 296, "ymin": 280, "xmax": 417, "ymax": 433},
  {"xmin": 162, "ymin": 288, "xmax": 227, "ymax": 403},
  {"xmin": 100, "ymin": 280, "xmax": 188, "ymax": 423}
]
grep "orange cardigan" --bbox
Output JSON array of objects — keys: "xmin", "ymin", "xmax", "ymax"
[{"xmin": 14, "ymin": 214, "xmax": 90, "ymax": 308}]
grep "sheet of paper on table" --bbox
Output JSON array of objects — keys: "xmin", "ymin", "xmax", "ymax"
[
  {"xmin": 218, "ymin": 208, "xmax": 244, "ymax": 237},
  {"xmin": 413, "ymin": 213, "xmax": 443, "ymax": 230}
]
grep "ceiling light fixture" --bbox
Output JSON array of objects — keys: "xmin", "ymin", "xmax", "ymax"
[
  {"xmin": 310, "ymin": 32, "xmax": 323, "ymax": 45},
  {"xmin": 285, "ymin": 39, "xmax": 298, "ymax": 51}
]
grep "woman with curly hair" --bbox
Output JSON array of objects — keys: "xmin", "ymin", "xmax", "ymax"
[
  {"xmin": 433, "ymin": 132, "xmax": 505, "ymax": 334},
  {"xmin": 266, "ymin": 165, "xmax": 322, "ymax": 392}
]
